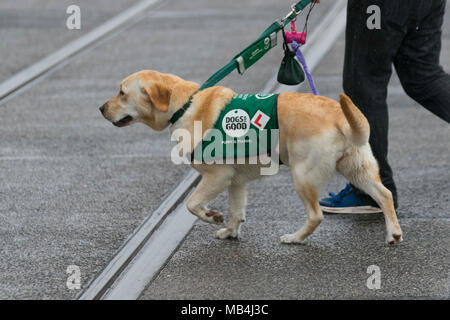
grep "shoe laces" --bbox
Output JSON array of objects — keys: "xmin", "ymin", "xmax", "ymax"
[{"xmin": 328, "ymin": 184, "xmax": 353, "ymax": 203}]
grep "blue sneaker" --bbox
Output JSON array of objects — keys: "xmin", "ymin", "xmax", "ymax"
[{"xmin": 319, "ymin": 184, "xmax": 382, "ymax": 214}]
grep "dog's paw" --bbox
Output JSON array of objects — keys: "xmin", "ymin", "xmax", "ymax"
[
  {"xmin": 280, "ymin": 233, "xmax": 304, "ymax": 244},
  {"xmin": 202, "ymin": 210, "xmax": 224, "ymax": 225},
  {"xmin": 385, "ymin": 224, "xmax": 403, "ymax": 245},
  {"xmin": 386, "ymin": 230, "xmax": 403, "ymax": 245},
  {"xmin": 215, "ymin": 227, "xmax": 239, "ymax": 240}
]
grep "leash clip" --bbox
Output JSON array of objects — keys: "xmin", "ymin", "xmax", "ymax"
[{"xmin": 281, "ymin": 3, "xmax": 301, "ymax": 25}]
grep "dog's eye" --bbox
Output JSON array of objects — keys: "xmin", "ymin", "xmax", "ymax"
[{"xmin": 120, "ymin": 90, "xmax": 125, "ymax": 96}]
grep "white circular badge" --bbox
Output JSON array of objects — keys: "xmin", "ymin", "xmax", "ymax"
[{"xmin": 222, "ymin": 109, "xmax": 250, "ymax": 138}]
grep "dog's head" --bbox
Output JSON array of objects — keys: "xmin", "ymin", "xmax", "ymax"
[{"xmin": 100, "ymin": 70, "xmax": 182, "ymax": 131}]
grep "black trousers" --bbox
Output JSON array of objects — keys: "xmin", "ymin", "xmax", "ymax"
[{"xmin": 344, "ymin": 0, "xmax": 450, "ymax": 207}]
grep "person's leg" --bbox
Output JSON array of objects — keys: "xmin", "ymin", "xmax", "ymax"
[
  {"xmin": 394, "ymin": 0, "xmax": 450, "ymax": 123},
  {"xmin": 320, "ymin": 1, "xmax": 416, "ymax": 213},
  {"xmin": 344, "ymin": 0, "xmax": 413, "ymax": 207}
]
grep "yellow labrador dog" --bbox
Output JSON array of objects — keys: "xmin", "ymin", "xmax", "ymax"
[{"xmin": 100, "ymin": 70, "xmax": 403, "ymax": 245}]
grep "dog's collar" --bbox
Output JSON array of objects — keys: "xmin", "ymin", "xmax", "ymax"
[{"xmin": 169, "ymin": 91, "xmax": 198, "ymax": 125}]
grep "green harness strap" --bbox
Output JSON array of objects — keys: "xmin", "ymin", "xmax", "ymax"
[{"xmin": 169, "ymin": 0, "xmax": 312, "ymax": 124}]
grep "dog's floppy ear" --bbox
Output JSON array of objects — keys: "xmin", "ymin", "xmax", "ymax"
[{"xmin": 142, "ymin": 81, "xmax": 171, "ymax": 113}]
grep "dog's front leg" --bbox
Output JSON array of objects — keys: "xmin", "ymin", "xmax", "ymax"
[
  {"xmin": 186, "ymin": 170, "xmax": 232, "ymax": 224},
  {"xmin": 216, "ymin": 183, "xmax": 247, "ymax": 239}
]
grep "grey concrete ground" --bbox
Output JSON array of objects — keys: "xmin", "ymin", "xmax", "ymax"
[
  {"xmin": 0, "ymin": 0, "xmax": 334, "ymax": 299},
  {"xmin": 140, "ymin": 8, "xmax": 450, "ymax": 299},
  {"xmin": 0, "ymin": 0, "xmax": 141, "ymax": 83}
]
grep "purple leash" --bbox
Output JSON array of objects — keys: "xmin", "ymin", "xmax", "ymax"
[{"xmin": 291, "ymin": 39, "xmax": 319, "ymax": 95}]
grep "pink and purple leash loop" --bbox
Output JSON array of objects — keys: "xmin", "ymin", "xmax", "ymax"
[{"xmin": 291, "ymin": 38, "xmax": 319, "ymax": 95}]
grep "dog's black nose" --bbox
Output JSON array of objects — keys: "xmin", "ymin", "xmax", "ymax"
[{"xmin": 99, "ymin": 104, "xmax": 106, "ymax": 114}]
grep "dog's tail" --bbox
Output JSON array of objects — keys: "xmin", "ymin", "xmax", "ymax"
[{"xmin": 339, "ymin": 94, "xmax": 370, "ymax": 146}]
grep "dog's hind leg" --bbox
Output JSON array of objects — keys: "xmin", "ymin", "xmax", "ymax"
[
  {"xmin": 216, "ymin": 183, "xmax": 247, "ymax": 239},
  {"xmin": 186, "ymin": 168, "xmax": 233, "ymax": 225},
  {"xmin": 281, "ymin": 162, "xmax": 331, "ymax": 244},
  {"xmin": 337, "ymin": 146, "xmax": 403, "ymax": 245}
]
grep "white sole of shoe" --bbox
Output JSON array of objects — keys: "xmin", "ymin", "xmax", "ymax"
[{"xmin": 320, "ymin": 205, "xmax": 383, "ymax": 214}]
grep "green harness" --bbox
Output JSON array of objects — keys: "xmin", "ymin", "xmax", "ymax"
[{"xmin": 191, "ymin": 94, "xmax": 279, "ymax": 162}]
